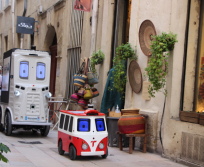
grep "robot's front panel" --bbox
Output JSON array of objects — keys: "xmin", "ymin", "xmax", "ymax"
[{"xmin": 12, "ymin": 53, "xmax": 51, "ymax": 123}]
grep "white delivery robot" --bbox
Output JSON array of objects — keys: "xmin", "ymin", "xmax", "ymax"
[{"xmin": 0, "ymin": 48, "xmax": 52, "ymax": 136}]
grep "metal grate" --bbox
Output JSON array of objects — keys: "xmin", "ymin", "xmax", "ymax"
[
  {"xmin": 18, "ymin": 141, "xmax": 42, "ymax": 144},
  {"xmin": 66, "ymin": 0, "xmax": 84, "ymax": 99},
  {"xmin": 26, "ymin": 94, "xmax": 40, "ymax": 114},
  {"xmin": 181, "ymin": 132, "xmax": 204, "ymax": 165}
]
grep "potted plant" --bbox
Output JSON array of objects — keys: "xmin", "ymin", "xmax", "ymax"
[
  {"xmin": 90, "ymin": 48, "xmax": 105, "ymax": 74},
  {"xmin": 145, "ymin": 32, "xmax": 178, "ymax": 97},
  {"xmin": 111, "ymin": 43, "xmax": 137, "ymax": 96}
]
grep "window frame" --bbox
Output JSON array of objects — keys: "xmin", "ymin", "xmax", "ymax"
[
  {"xmin": 68, "ymin": 116, "xmax": 73, "ymax": 132},
  {"xmin": 180, "ymin": 0, "xmax": 201, "ymax": 115},
  {"xmin": 0, "ymin": 0, "xmax": 2, "ymax": 11},
  {"xmin": 36, "ymin": 62, "xmax": 46, "ymax": 80},
  {"xmin": 77, "ymin": 118, "xmax": 90, "ymax": 132},
  {"xmin": 5, "ymin": 0, "xmax": 9, "ymax": 6},
  {"xmin": 95, "ymin": 118, "xmax": 106, "ymax": 132},
  {"xmin": 59, "ymin": 114, "xmax": 65, "ymax": 129},
  {"xmin": 19, "ymin": 61, "xmax": 29, "ymax": 79},
  {"xmin": 63, "ymin": 115, "xmax": 70, "ymax": 131}
]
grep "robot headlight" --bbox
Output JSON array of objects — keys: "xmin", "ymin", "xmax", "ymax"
[
  {"xmin": 14, "ymin": 90, "xmax": 21, "ymax": 97},
  {"xmin": 99, "ymin": 143, "xmax": 104, "ymax": 149},
  {"xmin": 82, "ymin": 143, "xmax": 88, "ymax": 150},
  {"xmin": 46, "ymin": 92, "xmax": 52, "ymax": 98}
]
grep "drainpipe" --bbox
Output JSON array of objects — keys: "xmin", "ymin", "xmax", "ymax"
[
  {"xmin": 90, "ymin": 0, "xmax": 99, "ymax": 56},
  {"xmin": 20, "ymin": 0, "xmax": 27, "ymax": 49},
  {"xmin": 12, "ymin": 0, "xmax": 15, "ymax": 47}
]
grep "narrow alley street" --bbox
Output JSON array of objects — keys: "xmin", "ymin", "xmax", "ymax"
[{"xmin": 0, "ymin": 130, "xmax": 185, "ymax": 167}]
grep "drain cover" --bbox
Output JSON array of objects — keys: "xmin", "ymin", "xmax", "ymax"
[{"xmin": 18, "ymin": 141, "xmax": 42, "ymax": 144}]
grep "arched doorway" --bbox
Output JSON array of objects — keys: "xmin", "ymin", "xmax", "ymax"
[{"xmin": 44, "ymin": 26, "xmax": 57, "ymax": 96}]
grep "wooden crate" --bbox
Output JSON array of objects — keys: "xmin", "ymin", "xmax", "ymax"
[
  {"xmin": 180, "ymin": 111, "xmax": 200, "ymax": 124},
  {"xmin": 199, "ymin": 114, "xmax": 204, "ymax": 125},
  {"xmin": 108, "ymin": 109, "xmax": 121, "ymax": 117},
  {"xmin": 109, "ymin": 111, "xmax": 121, "ymax": 117}
]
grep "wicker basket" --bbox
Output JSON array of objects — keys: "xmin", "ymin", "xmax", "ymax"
[{"xmin": 118, "ymin": 108, "xmax": 145, "ymax": 134}]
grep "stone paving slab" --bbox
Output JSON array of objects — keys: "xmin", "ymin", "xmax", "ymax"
[{"xmin": 0, "ymin": 130, "xmax": 186, "ymax": 167}]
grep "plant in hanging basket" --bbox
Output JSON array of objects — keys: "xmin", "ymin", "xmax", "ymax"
[
  {"xmin": 90, "ymin": 48, "xmax": 105, "ymax": 74},
  {"xmin": 145, "ymin": 32, "xmax": 178, "ymax": 97},
  {"xmin": 110, "ymin": 43, "xmax": 137, "ymax": 96}
]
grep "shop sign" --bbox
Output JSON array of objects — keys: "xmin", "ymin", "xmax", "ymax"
[
  {"xmin": 74, "ymin": 0, "xmax": 92, "ymax": 12},
  {"xmin": 16, "ymin": 16, "xmax": 35, "ymax": 34}
]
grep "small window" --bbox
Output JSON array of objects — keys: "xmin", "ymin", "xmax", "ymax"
[
  {"xmin": 95, "ymin": 119, "xmax": 105, "ymax": 132},
  {"xmin": 5, "ymin": 0, "xmax": 9, "ymax": 6},
  {"xmin": 20, "ymin": 61, "xmax": 29, "ymax": 79},
  {"xmin": 0, "ymin": 0, "xmax": 2, "ymax": 11},
  {"xmin": 59, "ymin": 114, "xmax": 65, "ymax": 129},
  {"xmin": 64, "ymin": 115, "xmax": 70, "ymax": 131},
  {"xmin": 36, "ymin": 62, "xmax": 45, "ymax": 80},
  {"xmin": 77, "ymin": 119, "xmax": 90, "ymax": 132},
  {"xmin": 69, "ymin": 116, "xmax": 73, "ymax": 132}
]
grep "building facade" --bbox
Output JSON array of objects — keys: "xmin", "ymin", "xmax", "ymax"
[{"xmin": 0, "ymin": 0, "xmax": 203, "ymax": 166}]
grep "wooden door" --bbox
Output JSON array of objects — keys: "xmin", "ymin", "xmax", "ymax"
[{"xmin": 49, "ymin": 45, "xmax": 57, "ymax": 96}]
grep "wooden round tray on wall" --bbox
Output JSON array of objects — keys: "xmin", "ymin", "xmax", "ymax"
[
  {"xmin": 139, "ymin": 20, "xmax": 156, "ymax": 56},
  {"xmin": 128, "ymin": 60, "xmax": 143, "ymax": 94}
]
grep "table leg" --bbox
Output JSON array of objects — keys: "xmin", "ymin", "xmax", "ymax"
[
  {"xmin": 119, "ymin": 134, "xmax": 123, "ymax": 151},
  {"xmin": 133, "ymin": 137, "xmax": 135, "ymax": 150},
  {"xmin": 52, "ymin": 112, "xmax": 60, "ymax": 130},
  {"xmin": 129, "ymin": 137, "xmax": 133, "ymax": 154},
  {"xmin": 143, "ymin": 135, "xmax": 147, "ymax": 153}
]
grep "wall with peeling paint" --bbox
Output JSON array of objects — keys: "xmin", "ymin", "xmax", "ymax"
[{"xmin": 0, "ymin": 0, "xmax": 70, "ymax": 99}]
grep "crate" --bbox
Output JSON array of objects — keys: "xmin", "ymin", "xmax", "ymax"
[
  {"xmin": 108, "ymin": 108, "xmax": 121, "ymax": 117},
  {"xmin": 180, "ymin": 111, "xmax": 200, "ymax": 124},
  {"xmin": 199, "ymin": 114, "xmax": 204, "ymax": 125},
  {"xmin": 109, "ymin": 111, "xmax": 121, "ymax": 117}
]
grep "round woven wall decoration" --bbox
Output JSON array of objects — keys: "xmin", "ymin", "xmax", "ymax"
[
  {"xmin": 139, "ymin": 20, "xmax": 156, "ymax": 56},
  {"xmin": 129, "ymin": 60, "xmax": 142, "ymax": 94},
  {"xmin": 199, "ymin": 83, "xmax": 204, "ymax": 99}
]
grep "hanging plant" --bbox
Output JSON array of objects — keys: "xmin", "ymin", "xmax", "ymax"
[
  {"xmin": 145, "ymin": 32, "xmax": 178, "ymax": 97},
  {"xmin": 90, "ymin": 48, "xmax": 105, "ymax": 74},
  {"xmin": 111, "ymin": 43, "xmax": 137, "ymax": 96}
]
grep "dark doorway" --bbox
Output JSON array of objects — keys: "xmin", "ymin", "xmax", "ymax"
[
  {"xmin": 111, "ymin": 0, "xmax": 131, "ymax": 67},
  {"xmin": 49, "ymin": 33, "xmax": 57, "ymax": 96}
]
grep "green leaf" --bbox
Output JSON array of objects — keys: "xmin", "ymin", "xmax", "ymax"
[{"xmin": 0, "ymin": 154, "xmax": 8, "ymax": 163}]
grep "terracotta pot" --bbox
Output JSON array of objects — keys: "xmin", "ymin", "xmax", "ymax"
[{"xmin": 118, "ymin": 109, "xmax": 145, "ymax": 134}]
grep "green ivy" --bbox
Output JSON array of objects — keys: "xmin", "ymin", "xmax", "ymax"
[
  {"xmin": 0, "ymin": 143, "xmax": 10, "ymax": 163},
  {"xmin": 145, "ymin": 32, "xmax": 178, "ymax": 97},
  {"xmin": 111, "ymin": 43, "xmax": 137, "ymax": 96},
  {"xmin": 90, "ymin": 48, "xmax": 105, "ymax": 75}
]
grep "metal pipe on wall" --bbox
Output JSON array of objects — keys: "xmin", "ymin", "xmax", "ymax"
[
  {"xmin": 12, "ymin": 0, "xmax": 15, "ymax": 47},
  {"xmin": 90, "ymin": 0, "xmax": 99, "ymax": 56},
  {"xmin": 20, "ymin": 0, "xmax": 27, "ymax": 49}
]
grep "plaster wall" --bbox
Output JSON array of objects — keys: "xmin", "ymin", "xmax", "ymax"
[
  {"xmin": 125, "ymin": 0, "xmax": 173, "ymax": 153},
  {"xmin": 0, "ymin": 0, "xmax": 13, "ymax": 63},
  {"xmin": 0, "ymin": 0, "xmax": 70, "ymax": 100},
  {"xmin": 125, "ymin": 0, "xmax": 204, "ymax": 162},
  {"xmin": 97, "ymin": 0, "xmax": 115, "ymax": 111},
  {"xmin": 162, "ymin": 0, "xmax": 204, "ymax": 162}
]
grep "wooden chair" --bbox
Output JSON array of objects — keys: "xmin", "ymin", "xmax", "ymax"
[{"xmin": 116, "ymin": 114, "xmax": 148, "ymax": 154}]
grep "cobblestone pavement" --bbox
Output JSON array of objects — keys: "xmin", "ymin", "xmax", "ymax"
[{"xmin": 0, "ymin": 130, "xmax": 185, "ymax": 167}]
